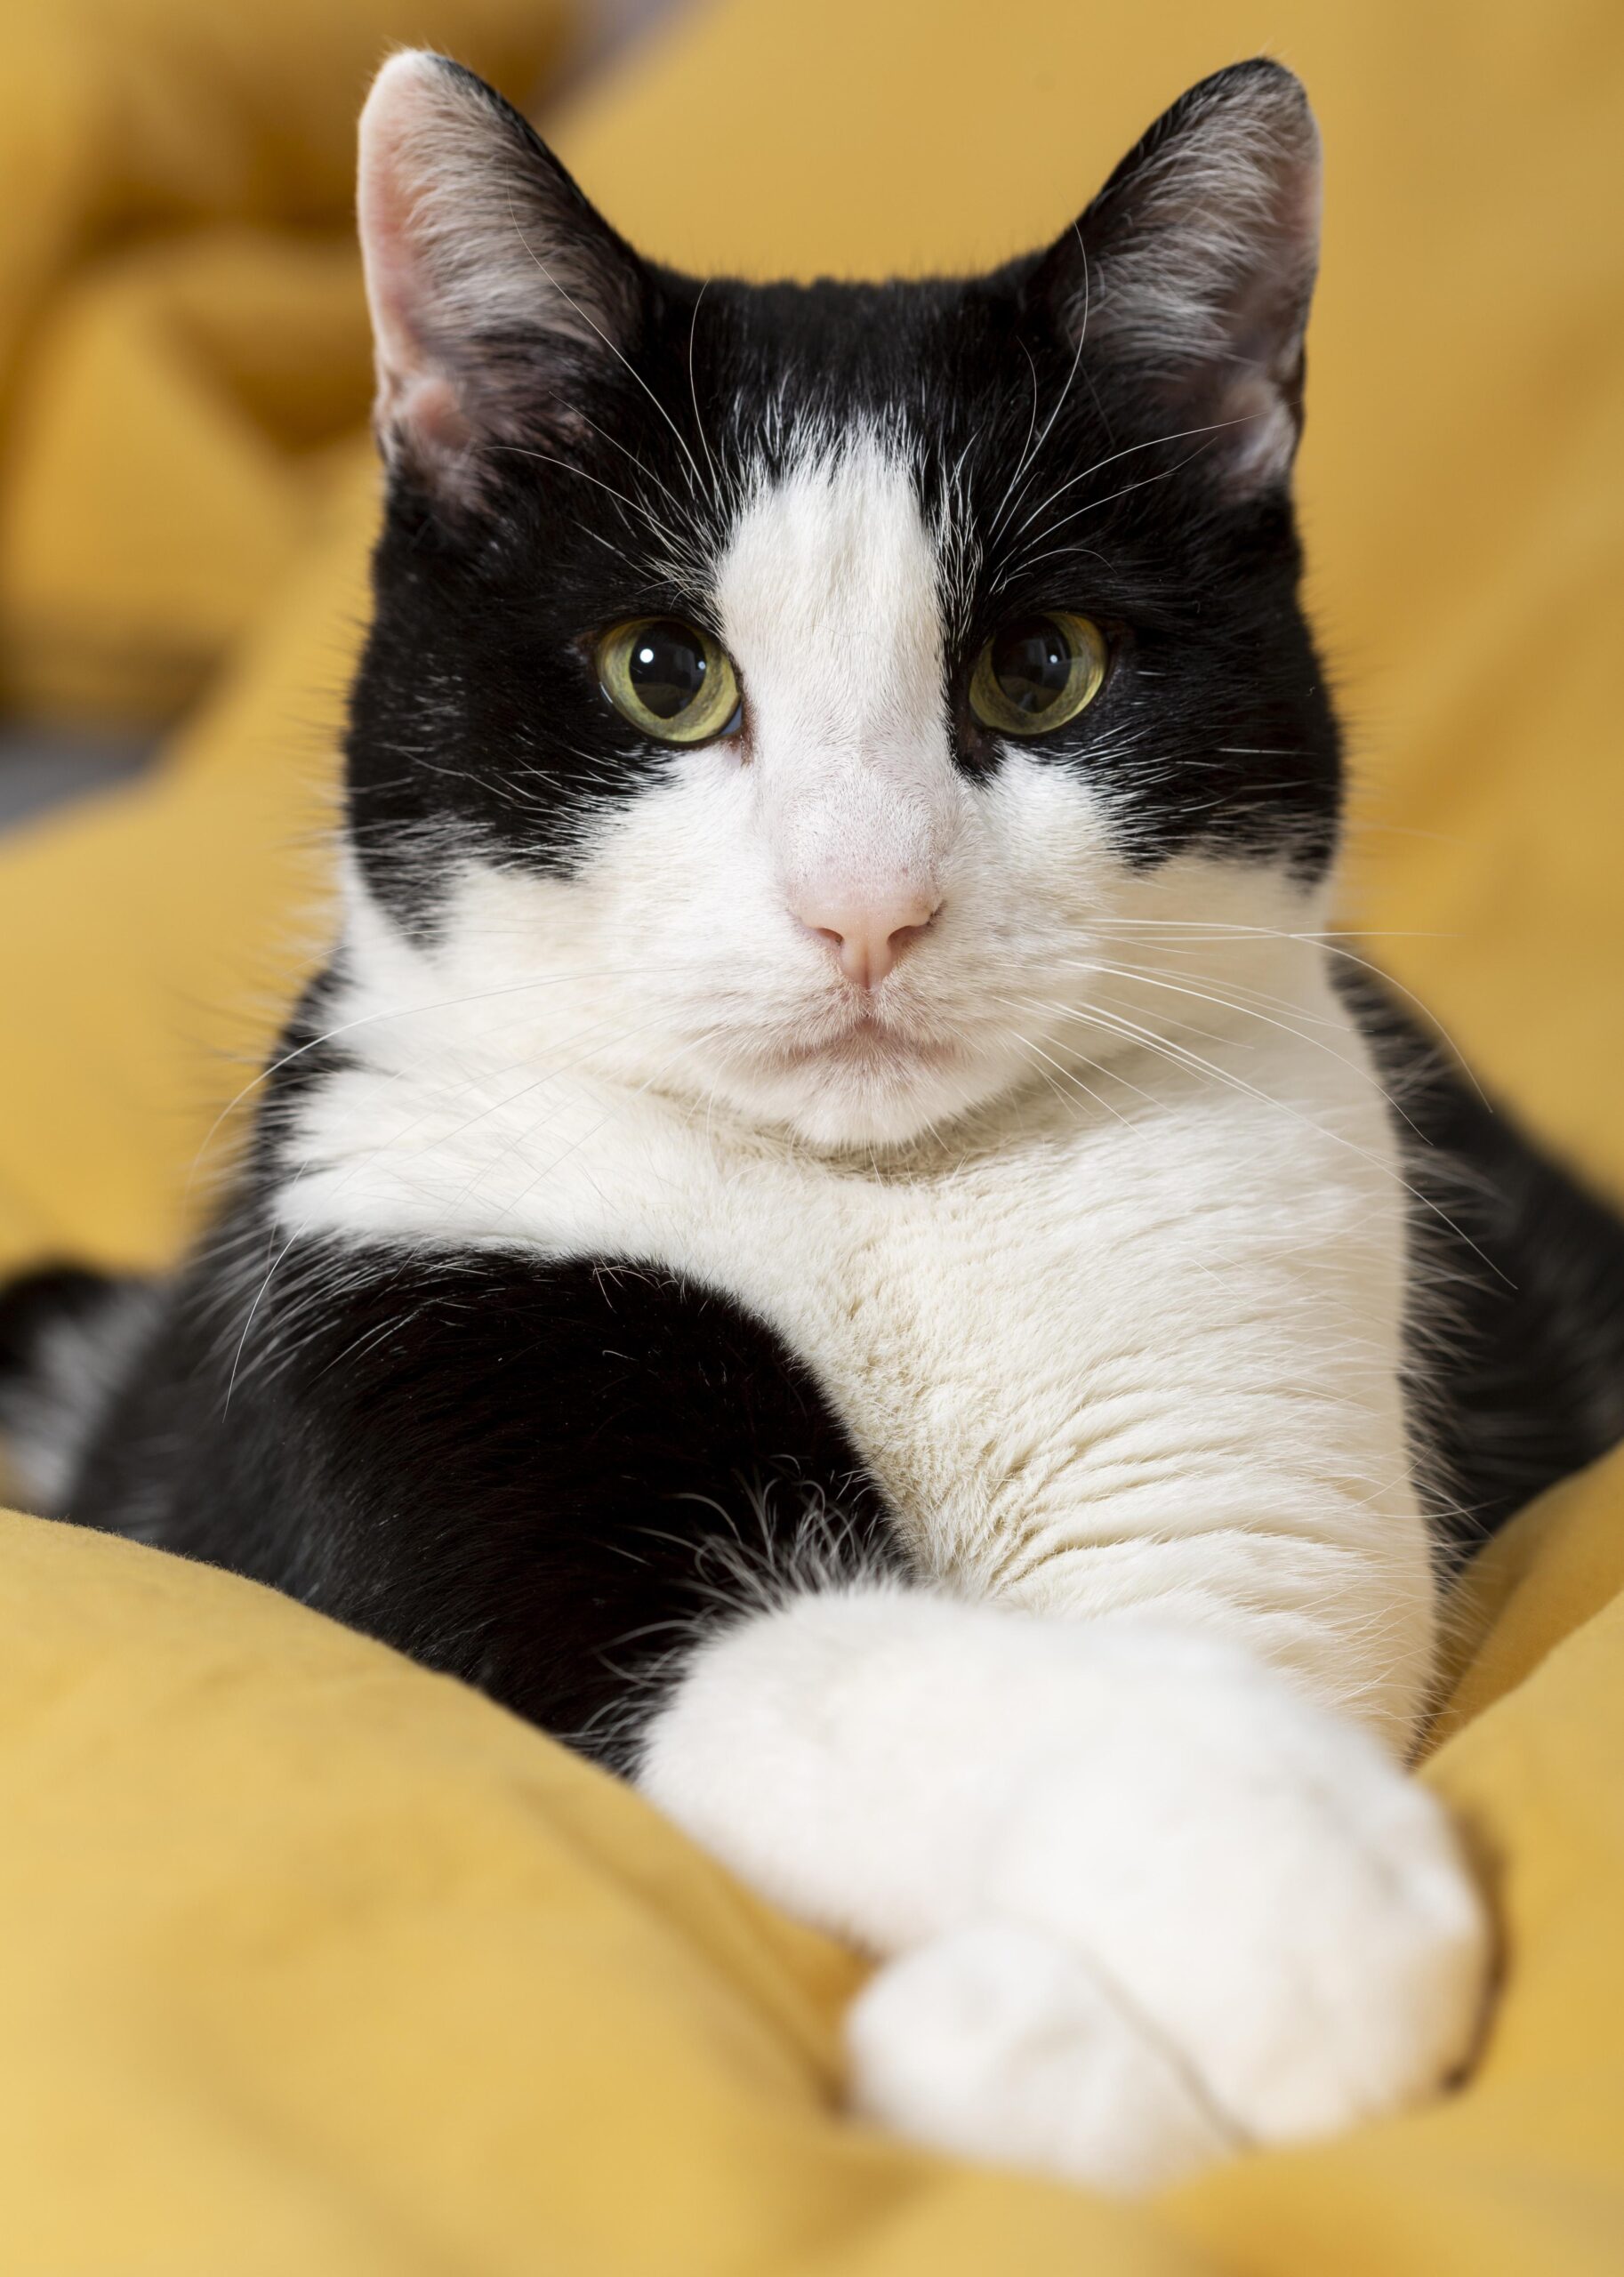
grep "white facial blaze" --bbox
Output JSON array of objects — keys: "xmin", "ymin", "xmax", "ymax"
[{"xmin": 714, "ymin": 437, "xmax": 964, "ymax": 918}]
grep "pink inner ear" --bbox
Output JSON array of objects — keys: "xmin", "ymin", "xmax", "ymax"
[
  {"xmin": 357, "ymin": 55, "xmax": 461, "ymax": 420},
  {"xmin": 362, "ymin": 192, "xmax": 470, "ymax": 467}
]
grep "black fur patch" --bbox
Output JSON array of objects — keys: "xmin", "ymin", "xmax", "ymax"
[
  {"xmin": 66, "ymin": 1223, "xmax": 898, "ymax": 1766},
  {"xmin": 0, "ymin": 1264, "xmax": 119, "ymax": 1380},
  {"xmin": 1351, "ymin": 978, "xmax": 1624, "ymax": 1550}
]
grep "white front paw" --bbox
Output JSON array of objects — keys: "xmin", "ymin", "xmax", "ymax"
[
  {"xmin": 847, "ymin": 1631, "xmax": 1491, "ymax": 2193},
  {"xmin": 848, "ymin": 1922, "xmax": 1239, "ymax": 2193}
]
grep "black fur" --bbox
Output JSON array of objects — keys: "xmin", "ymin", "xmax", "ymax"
[
  {"xmin": 60, "ymin": 1218, "xmax": 894, "ymax": 1766},
  {"xmin": 353, "ymin": 259, "xmax": 1340, "ymax": 928},
  {"xmin": 0, "ymin": 1264, "xmax": 119, "ymax": 1380},
  {"xmin": 1419, "ymin": 1094, "xmax": 1624, "ymax": 1545},
  {"xmin": 1352, "ymin": 982, "xmax": 1624, "ymax": 1549}
]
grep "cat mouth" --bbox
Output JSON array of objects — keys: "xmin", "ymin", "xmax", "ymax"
[{"xmin": 769, "ymin": 1010, "xmax": 960, "ymax": 1076}]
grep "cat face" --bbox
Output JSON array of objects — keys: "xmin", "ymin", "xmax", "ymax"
[{"xmin": 345, "ymin": 52, "xmax": 1339, "ymax": 1147}]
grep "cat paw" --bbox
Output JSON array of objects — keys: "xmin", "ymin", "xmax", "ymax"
[
  {"xmin": 845, "ymin": 1642, "xmax": 1491, "ymax": 2193},
  {"xmin": 848, "ymin": 1922, "xmax": 1238, "ymax": 2193}
]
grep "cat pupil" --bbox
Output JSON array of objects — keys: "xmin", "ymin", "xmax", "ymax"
[
  {"xmin": 628, "ymin": 620, "xmax": 706, "ymax": 720},
  {"xmin": 991, "ymin": 617, "xmax": 1069, "ymax": 714}
]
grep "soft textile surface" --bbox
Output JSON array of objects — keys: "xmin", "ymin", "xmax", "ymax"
[{"xmin": 0, "ymin": 0, "xmax": 1620, "ymax": 2266}]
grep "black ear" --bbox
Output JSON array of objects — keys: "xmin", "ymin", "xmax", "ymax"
[
  {"xmin": 357, "ymin": 51, "xmax": 645, "ymax": 499},
  {"xmin": 1036, "ymin": 60, "xmax": 1321, "ymax": 496}
]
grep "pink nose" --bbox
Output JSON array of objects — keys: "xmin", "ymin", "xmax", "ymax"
[{"xmin": 793, "ymin": 889, "xmax": 941, "ymax": 991}]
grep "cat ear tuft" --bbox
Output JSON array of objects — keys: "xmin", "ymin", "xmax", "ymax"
[
  {"xmin": 357, "ymin": 51, "xmax": 643, "ymax": 500},
  {"xmin": 1040, "ymin": 59, "xmax": 1322, "ymax": 496}
]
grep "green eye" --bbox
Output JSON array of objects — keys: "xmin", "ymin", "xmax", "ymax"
[
  {"xmin": 969, "ymin": 610, "xmax": 1108, "ymax": 736},
  {"xmin": 595, "ymin": 617, "xmax": 741, "ymax": 744}
]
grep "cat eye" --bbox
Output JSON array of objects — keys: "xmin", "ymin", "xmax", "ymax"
[
  {"xmin": 595, "ymin": 617, "xmax": 742, "ymax": 744},
  {"xmin": 969, "ymin": 611, "xmax": 1108, "ymax": 737}
]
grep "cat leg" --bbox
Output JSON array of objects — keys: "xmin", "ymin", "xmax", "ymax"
[{"xmin": 638, "ymin": 1583, "xmax": 1489, "ymax": 2193}]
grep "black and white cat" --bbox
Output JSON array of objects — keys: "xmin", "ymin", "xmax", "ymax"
[{"xmin": 5, "ymin": 51, "xmax": 1624, "ymax": 2193}]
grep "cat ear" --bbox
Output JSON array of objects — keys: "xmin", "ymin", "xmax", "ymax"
[
  {"xmin": 1037, "ymin": 59, "xmax": 1322, "ymax": 496},
  {"xmin": 357, "ymin": 51, "xmax": 644, "ymax": 499}
]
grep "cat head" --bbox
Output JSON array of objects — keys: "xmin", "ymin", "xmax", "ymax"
[{"xmin": 346, "ymin": 50, "xmax": 1337, "ymax": 1148}]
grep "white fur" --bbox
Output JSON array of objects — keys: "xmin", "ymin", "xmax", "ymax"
[
  {"xmin": 645, "ymin": 1597, "xmax": 1487, "ymax": 2193},
  {"xmin": 278, "ymin": 434, "xmax": 1488, "ymax": 2188},
  {"xmin": 717, "ymin": 441, "xmax": 961, "ymax": 924}
]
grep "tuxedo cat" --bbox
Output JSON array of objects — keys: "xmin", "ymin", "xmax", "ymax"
[{"xmin": 5, "ymin": 51, "xmax": 1623, "ymax": 2193}]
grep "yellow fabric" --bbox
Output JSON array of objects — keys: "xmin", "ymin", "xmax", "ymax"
[
  {"xmin": 0, "ymin": 0, "xmax": 567, "ymax": 720},
  {"xmin": 0, "ymin": 0, "xmax": 1621, "ymax": 2267}
]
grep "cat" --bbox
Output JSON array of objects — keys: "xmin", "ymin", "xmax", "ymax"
[{"xmin": 4, "ymin": 48, "xmax": 1624, "ymax": 2193}]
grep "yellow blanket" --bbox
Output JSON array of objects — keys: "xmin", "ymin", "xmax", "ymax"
[{"xmin": 1, "ymin": 1, "xmax": 1621, "ymax": 2266}]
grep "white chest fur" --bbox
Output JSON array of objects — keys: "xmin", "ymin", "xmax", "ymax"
[{"xmin": 280, "ymin": 891, "xmax": 1435, "ymax": 1742}]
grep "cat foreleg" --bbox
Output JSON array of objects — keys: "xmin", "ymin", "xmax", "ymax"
[{"xmin": 639, "ymin": 1583, "xmax": 1489, "ymax": 2193}]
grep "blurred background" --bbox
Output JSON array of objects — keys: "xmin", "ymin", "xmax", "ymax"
[{"xmin": 0, "ymin": 0, "xmax": 1618, "ymax": 1274}]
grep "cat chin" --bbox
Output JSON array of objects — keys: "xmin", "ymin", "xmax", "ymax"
[{"xmin": 700, "ymin": 1041, "xmax": 1025, "ymax": 1152}]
